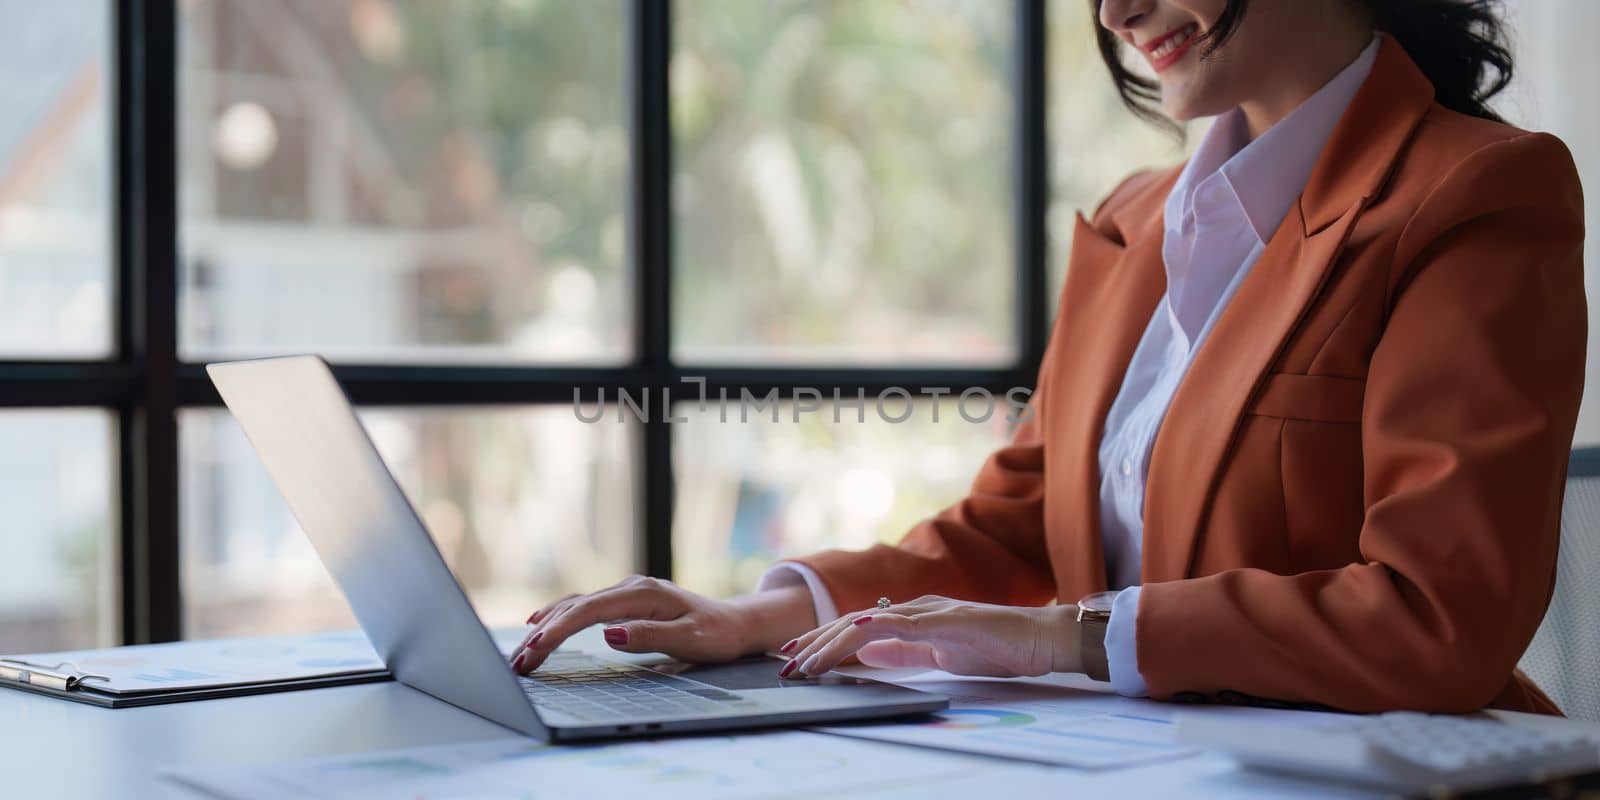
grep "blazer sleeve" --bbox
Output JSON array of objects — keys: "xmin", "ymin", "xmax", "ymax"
[{"xmin": 1135, "ymin": 132, "xmax": 1587, "ymax": 713}]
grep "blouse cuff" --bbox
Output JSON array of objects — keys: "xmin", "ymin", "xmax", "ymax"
[{"xmin": 1106, "ymin": 585, "xmax": 1150, "ymax": 697}]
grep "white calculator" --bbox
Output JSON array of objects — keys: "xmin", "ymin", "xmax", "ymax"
[{"xmin": 1175, "ymin": 710, "xmax": 1600, "ymax": 794}]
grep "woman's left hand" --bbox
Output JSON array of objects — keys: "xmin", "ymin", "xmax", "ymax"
[{"xmin": 778, "ymin": 595, "xmax": 1082, "ymax": 679}]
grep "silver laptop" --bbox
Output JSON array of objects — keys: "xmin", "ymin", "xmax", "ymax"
[{"xmin": 208, "ymin": 355, "xmax": 948, "ymax": 742}]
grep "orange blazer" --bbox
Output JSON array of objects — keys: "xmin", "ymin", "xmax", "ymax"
[{"xmin": 793, "ymin": 37, "xmax": 1586, "ymax": 714}]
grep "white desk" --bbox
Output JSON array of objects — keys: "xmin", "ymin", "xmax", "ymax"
[{"xmin": 2, "ymin": 633, "xmax": 1585, "ymax": 799}]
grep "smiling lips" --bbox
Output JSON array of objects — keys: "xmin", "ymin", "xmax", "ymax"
[{"xmin": 1143, "ymin": 22, "xmax": 1200, "ymax": 73}]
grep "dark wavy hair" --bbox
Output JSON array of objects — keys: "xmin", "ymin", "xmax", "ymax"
[{"xmin": 1093, "ymin": 0, "xmax": 1515, "ymax": 133}]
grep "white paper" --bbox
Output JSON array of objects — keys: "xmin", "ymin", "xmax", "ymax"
[
  {"xmin": 167, "ymin": 730, "xmax": 991, "ymax": 800},
  {"xmin": 161, "ymin": 661, "xmax": 1365, "ymax": 799},
  {"xmin": 813, "ymin": 675, "xmax": 1204, "ymax": 769},
  {"xmin": 2, "ymin": 630, "xmax": 384, "ymax": 694}
]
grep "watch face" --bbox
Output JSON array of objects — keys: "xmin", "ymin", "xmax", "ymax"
[{"xmin": 1078, "ymin": 590, "xmax": 1120, "ymax": 614}]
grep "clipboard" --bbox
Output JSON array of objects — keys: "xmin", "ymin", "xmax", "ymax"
[
  {"xmin": 0, "ymin": 658, "xmax": 391, "ymax": 707},
  {"xmin": 0, "ymin": 633, "xmax": 393, "ymax": 708}
]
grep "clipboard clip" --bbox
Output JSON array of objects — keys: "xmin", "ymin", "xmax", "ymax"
[{"xmin": 0, "ymin": 659, "xmax": 110, "ymax": 692}]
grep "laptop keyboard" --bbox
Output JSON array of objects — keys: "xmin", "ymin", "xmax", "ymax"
[{"xmin": 518, "ymin": 653, "xmax": 755, "ymax": 722}]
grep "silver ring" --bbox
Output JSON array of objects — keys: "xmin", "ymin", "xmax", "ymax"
[{"xmin": 876, "ymin": 596, "xmax": 891, "ymax": 610}]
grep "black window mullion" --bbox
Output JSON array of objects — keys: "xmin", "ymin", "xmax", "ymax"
[
  {"xmin": 0, "ymin": 362, "xmax": 135, "ymax": 406},
  {"xmin": 1015, "ymin": 0, "xmax": 1051, "ymax": 376},
  {"xmin": 173, "ymin": 364, "xmax": 1030, "ymax": 407},
  {"xmin": 631, "ymin": 0, "xmax": 675, "ymax": 580},
  {"xmin": 115, "ymin": 0, "xmax": 181, "ymax": 645}
]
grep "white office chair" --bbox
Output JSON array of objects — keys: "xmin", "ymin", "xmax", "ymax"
[{"xmin": 1517, "ymin": 448, "xmax": 1600, "ymax": 721}]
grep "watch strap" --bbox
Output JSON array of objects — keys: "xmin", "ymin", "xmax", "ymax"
[{"xmin": 1080, "ymin": 617, "xmax": 1110, "ymax": 682}]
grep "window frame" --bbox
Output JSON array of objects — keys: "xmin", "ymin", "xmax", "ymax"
[{"xmin": 0, "ymin": 0, "xmax": 1051, "ymax": 645}]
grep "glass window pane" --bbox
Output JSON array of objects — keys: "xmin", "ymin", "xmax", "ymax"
[
  {"xmin": 673, "ymin": 0, "xmax": 1014, "ymax": 365},
  {"xmin": 178, "ymin": 0, "xmax": 629, "ymax": 364},
  {"xmin": 1047, "ymin": 0, "xmax": 1193, "ymax": 305},
  {"xmin": 673, "ymin": 400, "xmax": 1011, "ymax": 598},
  {"xmin": 0, "ymin": 1, "xmax": 111, "ymax": 359},
  {"xmin": 1496, "ymin": 1, "xmax": 1600, "ymax": 444},
  {"xmin": 181, "ymin": 406, "xmax": 637, "ymax": 638},
  {"xmin": 0, "ymin": 410, "xmax": 116, "ymax": 652}
]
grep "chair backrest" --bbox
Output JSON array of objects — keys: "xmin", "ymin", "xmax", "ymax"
[{"xmin": 1518, "ymin": 447, "xmax": 1600, "ymax": 721}]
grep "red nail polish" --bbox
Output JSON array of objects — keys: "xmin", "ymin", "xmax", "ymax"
[
  {"xmin": 781, "ymin": 639, "xmax": 798, "ymax": 653},
  {"xmin": 530, "ymin": 631, "xmax": 544, "ymax": 647},
  {"xmin": 779, "ymin": 659, "xmax": 797, "ymax": 678},
  {"xmin": 526, "ymin": 612, "xmax": 538, "ymax": 624},
  {"xmin": 511, "ymin": 652, "xmax": 526, "ymax": 672},
  {"xmin": 853, "ymin": 615, "xmax": 874, "ymax": 626},
  {"xmin": 603, "ymin": 626, "xmax": 628, "ymax": 646}
]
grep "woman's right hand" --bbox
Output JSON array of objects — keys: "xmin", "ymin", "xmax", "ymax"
[{"xmin": 509, "ymin": 575, "xmax": 817, "ymax": 674}]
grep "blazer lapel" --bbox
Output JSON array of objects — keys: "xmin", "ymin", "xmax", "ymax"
[
  {"xmin": 1139, "ymin": 36, "xmax": 1436, "ymax": 583},
  {"xmin": 1046, "ymin": 206, "xmax": 1168, "ymax": 599}
]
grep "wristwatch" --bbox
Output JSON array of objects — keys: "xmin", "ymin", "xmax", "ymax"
[{"xmin": 1076, "ymin": 590, "xmax": 1119, "ymax": 682}]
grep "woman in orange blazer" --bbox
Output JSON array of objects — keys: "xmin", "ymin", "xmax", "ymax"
[{"xmin": 513, "ymin": 0, "xmax": 1585, "ymax": 715}]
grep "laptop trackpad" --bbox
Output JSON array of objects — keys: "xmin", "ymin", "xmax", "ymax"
[{"xmin": 648, "ymin": 657, "xmax": 873, "ymax": 690}]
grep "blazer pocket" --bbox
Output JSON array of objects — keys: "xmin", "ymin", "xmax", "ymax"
[
  {"xmin": 1252, "ymin": 373, "xmax": 1367, "ymax": 570},
  {"xmin": 1248, "ymin": 373, "xmax": 1365, "ymax": 424}
]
